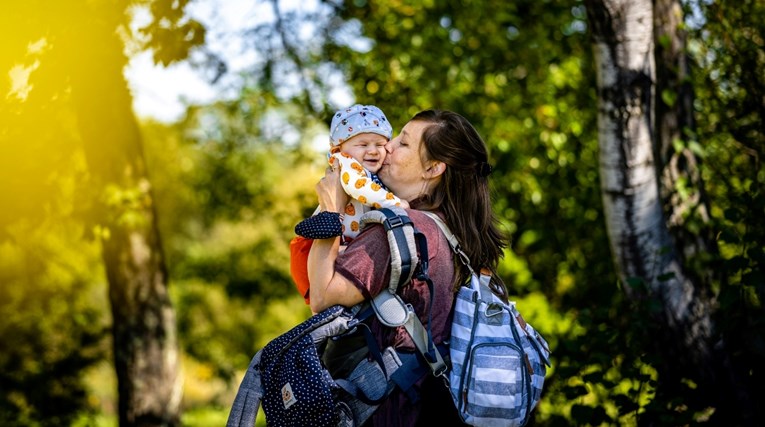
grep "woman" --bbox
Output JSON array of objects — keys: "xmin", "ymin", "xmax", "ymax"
[{"xmin": 307, "ymin": 109, "xmax": 509, "ymax": 426}]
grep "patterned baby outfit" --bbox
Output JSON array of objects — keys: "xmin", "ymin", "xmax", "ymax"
[
  {"xmin": 336, "ymin": 152, "xmax": 402, "ymax": 240},
  {"xmin": 295, "ymin": 152, "xmax": 402, "ymax": 242},
  {"xmin": 296, "ymin": 104, "xmax": 400, "ymax": 243},
  {"xmin": 291, "ymin": 104, "xmax": 398, "ymax": 303}
]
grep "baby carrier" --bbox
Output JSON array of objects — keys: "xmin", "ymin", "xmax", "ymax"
[
  {"xmin": 226, "ymin": 207, "xmax": 550, "ymax": 427},
  {"xmin": 227, "ymin": 207, "xmax": 445, "ymax": 427}
]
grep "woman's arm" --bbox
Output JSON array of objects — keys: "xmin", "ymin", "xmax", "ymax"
[
  {"xmin": 307, "ymin": 160, "xmax": 365, "ymax": 313},
  {"xmin": 307, "ymin": 238, "xmax": 364, "ymax": 313}
]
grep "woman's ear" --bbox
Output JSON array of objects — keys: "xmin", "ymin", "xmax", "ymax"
[{"xmin": 426, "ymin": 161, "xmax": 446, "ymax": 178}]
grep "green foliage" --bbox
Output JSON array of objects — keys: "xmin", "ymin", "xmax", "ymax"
[
  {"xmin": 140, "ymin": 93, "xmax": 318, "ymax": 391},
  {"xmin": 0, "ymin": 219, "xmax": 109, "ymax": 425},
  {"xmin": 686, "ymin": 0, "xmax": 765, "ymax": 420},
  {"xmin": 138, "ymin": 0, "xmax": 208, "ymax": 66},
  {"xmin": 4, "ymin": 0, "xmax": 764, "ymax": 423},
  {"xmin": 1, "ymin": 3, "xmax": 117, "ymax": 421},
  {"xmin": 325, "ymin": 0, "xmax": 610, "ymax": 305},
  {"xmin": 180, "ymin": 406, "xmax": 231, "ymax": 427}
]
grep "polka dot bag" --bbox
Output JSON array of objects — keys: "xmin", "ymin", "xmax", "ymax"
[{"xmin": 260, "ymin": 305, "xmax": 354, "ymax": 426}]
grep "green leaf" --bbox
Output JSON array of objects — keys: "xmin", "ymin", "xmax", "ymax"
[
  {"xmin": 626, "ymin": 277, "xmax": 645, "ymax": 290},
  {"xmin": 661, "ymin": 89, "xmax": 677, "ymax": 107},
  {"xmin": 657, "ymin": 272, "xmax": 676, "ymax": 282}
]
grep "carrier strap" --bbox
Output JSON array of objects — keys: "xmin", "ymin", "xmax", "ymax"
[
  {"xmin": 421, "ymin": 211, "xmax": 476, "ymax": 276},
  {"xmin": 390, "ymin": 343, "xmax": 450, "ymax": 403},
  {"xmin": 422, "ymin": 212, "xmax": 497, "ymax": 301},
  {"xmin": 360, "ymin": 207, "xmax": 446, "ymax": 377},
  {"xmin": 361, "ymin": 207, "xmax": 419, "ymax": 292}
]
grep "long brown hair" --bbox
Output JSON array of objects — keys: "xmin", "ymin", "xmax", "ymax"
[{"xmin": 412, "ymin": 110, "xmax": 510, "ymax": 299}]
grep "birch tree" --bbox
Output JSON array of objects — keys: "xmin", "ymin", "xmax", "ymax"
[
  {"xmin": 584, "ymin": 0, "xmax": 753, "ymax": 420},
  {"xmin": 584, "ymin": 0, "xmax": 711, "ymax": 358}
]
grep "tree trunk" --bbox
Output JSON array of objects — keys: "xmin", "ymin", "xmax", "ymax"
[
  {"xmin": 651, "ymin": 0, "xmax": 754, "ymax": 420},
  {"xmin": 653, "ymin": 0, "xmax": 716, "ymax": 273},
  {"xmin": 66, "ymin": 5, "xmax": 182, "ymax": 426},
  {"xmin": 584, "ymin": 0, "xmax": 717, "ymax": 397}
]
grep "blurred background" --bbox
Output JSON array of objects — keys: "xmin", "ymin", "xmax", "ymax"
[{"xmin": 1, "ymin": 0, "xmax": 763, "ymax": 426}]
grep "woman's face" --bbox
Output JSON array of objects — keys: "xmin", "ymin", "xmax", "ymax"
[{"xmin": 378, "ymin": 119, "xmax": 431, "ymax": 200}]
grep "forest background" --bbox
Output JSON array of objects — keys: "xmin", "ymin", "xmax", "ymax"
[{"xmin": 1, "ymin": 0, "xmax": 763, "ymax": 426}]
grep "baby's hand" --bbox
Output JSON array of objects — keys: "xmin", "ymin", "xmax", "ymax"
[{"xmin": 399, "ymin": 199, "xmax": 410, "ymax": 209}]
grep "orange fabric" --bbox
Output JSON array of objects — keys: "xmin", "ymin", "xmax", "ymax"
[{"xmin": 289, "ymin": 236, "xmax": 313, "ymax": 305}]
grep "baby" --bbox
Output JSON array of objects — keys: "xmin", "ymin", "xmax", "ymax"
[{"xmin": 290, "ymin": 104, "xmax": 405, "ymax": 303}]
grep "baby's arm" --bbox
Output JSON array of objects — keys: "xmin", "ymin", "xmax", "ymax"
[{"xmin": 333, "ymin": 153, "xmax": 403, "ymax": 209}]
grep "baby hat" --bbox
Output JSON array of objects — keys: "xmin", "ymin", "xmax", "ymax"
[{"xmin": 330, "ymin": 104, "xmax": 393, "ymax": 146}]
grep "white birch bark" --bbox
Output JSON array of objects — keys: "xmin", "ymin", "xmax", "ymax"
[{"xmin": 586, "ymin": 0, "xmax": 712, "ymax": 362}]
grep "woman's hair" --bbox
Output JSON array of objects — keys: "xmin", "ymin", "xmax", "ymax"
[{"xmin": 412, "ymin": 110, "xmax": 510, "ymax": 299}]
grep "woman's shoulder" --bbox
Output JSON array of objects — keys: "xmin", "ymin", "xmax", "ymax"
[
  {"xmin": 353, "ymin": 208, "xmax": 444, "ymax": 249},
  {"xmin": 406, "ymin": 209, "xmax": 444, "ymax": 226},
  {"xmin": 355, "ymin": 208, "xmax": 445, "ymax": 245},
  {"xmin": 405, "ymin": 209, "xmax": 450, "ymax": 248}
]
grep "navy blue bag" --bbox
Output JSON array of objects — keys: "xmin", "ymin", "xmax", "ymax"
[
  {"xmin": 259, "ymin": 305, "xmax": 349, "ymax": 426},
  {"xmin": 250, "ymin": 304, "xmax": 401, "ymax": 427}
]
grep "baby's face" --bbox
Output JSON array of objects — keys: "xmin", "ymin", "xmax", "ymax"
[{"xmin": 340, "ymin": 133, "xmax": 389, "ymax": 173}]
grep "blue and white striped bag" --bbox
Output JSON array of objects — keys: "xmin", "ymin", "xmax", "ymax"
[{"xmin": 449, "ymin": 272, "xmax": 551, "ymax": 427}]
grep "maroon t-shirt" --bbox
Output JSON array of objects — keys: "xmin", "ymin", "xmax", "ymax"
[{"xmin": 335, "ymin": 208, "xmax": 457, "ymax": 426}]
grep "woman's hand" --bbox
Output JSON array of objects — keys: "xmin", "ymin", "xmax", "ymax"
[
  {"xmin": 308, "ymin": 158, "xmax": 364, "ymax": 313},
  {"xmin": 316, "ymin": 158, "xmax": 349, "ymax": 213}
]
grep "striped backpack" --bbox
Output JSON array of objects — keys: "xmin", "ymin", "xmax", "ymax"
[{"xmin": 424, "ymin": 212, "xmax": 552, "ymax": 427}]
